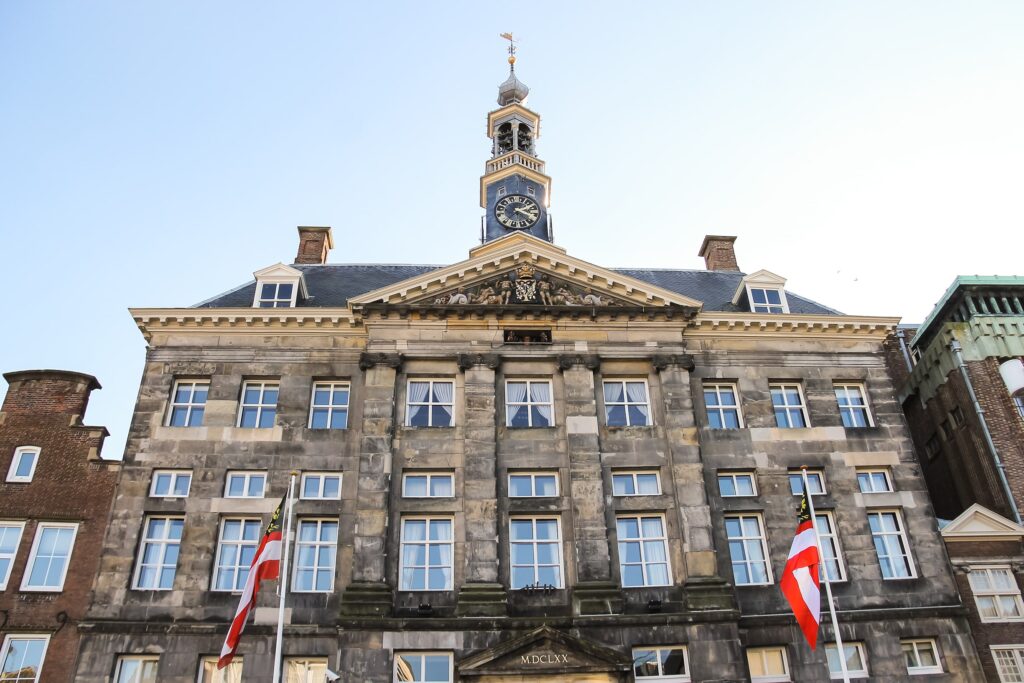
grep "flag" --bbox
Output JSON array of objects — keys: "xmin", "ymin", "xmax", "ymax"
[
  {"xmin": 218, "ymin": 495, "xmax": 286, "ymax": 669},
  {"xmin": 779, "ymin": 491, "xmax": 822, "ymax": 649}
]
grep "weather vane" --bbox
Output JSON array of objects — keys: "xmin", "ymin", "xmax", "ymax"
[{"xmin": 500, "ymin": 32, "xmax": 517, "ymax": 70}]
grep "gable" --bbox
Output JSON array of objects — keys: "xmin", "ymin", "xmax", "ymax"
[
  {"xmin": 458, "ymin": 626, "xmax": 631, "ymax": 677},
  {"xmin": 942, "ymin": 503, "xmax": 1024, "ymax": 541}
]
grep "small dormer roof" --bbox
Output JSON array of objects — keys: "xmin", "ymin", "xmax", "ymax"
[
  {"xmin": 731, "ymin": 269, "xmax": 788, "ymax": 306},
  {"xmin": 253, "ymin": 263, "xmax": 309, "ymax": 299},
  {"xmin": 940, "ymin": 503, "xmax": 1024, "ymax": 542}
]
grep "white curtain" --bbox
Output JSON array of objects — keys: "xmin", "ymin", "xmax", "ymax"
[
  {"xmin": 506, "ymin": 382, "xmax": 528, "ymax": 423},
  {"xmin": 432, "ymin": 382, "xmax": 454, "ymax": 420},
  {"xmin": 531, "ymin": 382, "xmax": 552, "ymax": 423},
  {"xmin": 408, "ymin": 382, "xmax": 430, "ymax": 424},
  {"xmin": 627, "ymin": 382, "xmax": 650, "ymax": 421}
]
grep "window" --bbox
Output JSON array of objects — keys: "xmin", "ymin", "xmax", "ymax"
[
  {"xmin": 284, "ymin": 658, "xmax": 328, "ymax": 683},
  {"xmin": 237, "ymin": 381, "xmax": 278, "ymax": 428},
  {"xmin": 746, "ymin": 647, "xmax": 790, "ymax": 682},
  {"xmin": 6, "ymin": 446, "xmax": 39, "ymax": 483},
  {"xmin": 406, "ymin": 380, "xmax": 454, "ymax": 428},
  {"xmin": 505, "ymin": 380, "xmax": 553, "ymax": 428},
  {"xmin": 939, "ymin": 420, "xmax": 953, "ymax": 440},
  {"xmin": 856, "ymin": 468, "xmax": 892, "ymax": 493},
  {"xmin": 604, "ymin": 380, "xmax": 651, "ymax": 427},
  {"xmin": 868, "ymin": 510, "xmax": 915, "ymax": 579},
  {"xmin": 704, "ymin": 383, "xmax": 743, "ymax": 429},
  {"xmin": 617, "ymin": 515, "xmax": 670, "ymax": 587},
  {"xmin": 213, "ymin": 518, "xmax": 261, "ymax": 592},
  {"xmin": 1015, "ymin": 395, "xmax": 1024, "ymax": 420},
  {"xmin": 292, "ymin": 519, "xmax": 338, "ymax": 592},
  {"xmin": 950, "ymin": 405, "xmax": 966, "ymax": 427},
  {"xmin": 393, "ymin": 652, "xmax": 452, "ymax": 683},
  {"xmin": 225, "ymin": 471, "xmax": 266, "ymax": 498},
  {"xmin": 632, "ymin": 646, "xmax": 689, "ymax": 681},
  {"xmin": 834, "ymin": 384, "xmax": 873, "ymax": 428},
  {"xmin": 166, "ymin": 380, "xmax": 209, "ymax": 427},
  {"xmin": 718, "ymin": 472, "xmax": 757, "ymax": 497},
  {"xmin": 300, "ymin": 473, "xmax": 342, "ymax": 500},
  {"xmin": 400, "ymin": 518, "xmax": 453, "ymax": 591},
  {"xmin": 133, "ymin": 516, "xmax": 184, "ymax": 590},
  {"xmin": 309, "ymin": 382, "xmax": 349, "ymax": 429},
  {"xmin": 21, "ymin": 522, "xmax": 77, "ymax": 591},
  {"xmin": 902, "ymin": 639, "xmax": 942, "ymax": 675},
  {"xmin": 750, "ymin": 288, "xmax": 785, "ymax": 313},
  {"xmin": 968, "ymin": 566, "xmax": 1024, "ymax": 621},
  {"xmin": 403, "ymin": 473, "xmax": 454, "ymax": 498},
  {"xmin": 771, "ymin": 384, "xmax": 808, "ymax": 428},
  {"xmin": 508, "ymin": 472, "xmax": 558, "ymax": 497},
  {"xmin": 825, "ymin": 642, "xmax": 868, "ymax": 679},
  {"xmin": 925, "ymin": 434, "xmax": 941, "ymax": 459},
  {"xmin": 150, "ymin": 470, "xmax": 192, "ymax": 498},
  {"xmin": 612, "ymin": 471, "xmax": 661, "ymax": 496},
  {"xmin": 816, "ymin": 512, "xmax": 845, "ymax": 582},
  {"xmin": 0, "ymin": 635, "xmax": 49, "ymax": 683},
  {"xmin": 114, "ymin": 655, "xmax": 159, "ymax": 683},
  {"xmin": 725, "ymin": 514, "xmax": 772, "ymax": 585},
  {"xmin": 256, "ymin": 282, "xmax": 295, "ymax": 308},
  {"xmin": 993, "ymin": 647, "xmax": 1024, "ymax": 681},
  {"xmin": 198, "ymin": 656, "xmax": 242, "ymax": 683},
  {"xmin": 510, "ymin": 517, "xmax": 563, "ymax": 589},
  {"xmin": 0, "ymin": 522, "xmax": 25, "ymax": 590},
  {"xmin": 788, "ymin": 470, "xmax": 825, "ymax": 496}
]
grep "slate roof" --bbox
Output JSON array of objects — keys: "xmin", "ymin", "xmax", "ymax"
[{"xmin": 194, "ymin": 264, "xmax": 842, "ymax": 315}]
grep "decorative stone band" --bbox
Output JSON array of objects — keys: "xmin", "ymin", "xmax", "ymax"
[
  {"xmin": 457, "ymin": 353, "xmax": 502, "ymax": 371},
  {"xmin": 557, "ymin": 354, "xmax": 600, "ymax": 372},
  {"xmin": 652, "ymin": 354, "xmax": 695, "ymax": 372},
  {"xmin": 358, "ymin": 352, "xmax": 402, "ymax": 371}
]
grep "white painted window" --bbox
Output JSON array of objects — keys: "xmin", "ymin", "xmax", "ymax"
[
  {"xmin": 406, "ymin": 380, "xmax": 455, "ymax": 427},
  {"xmin": 283, "ymin": 658, "xmax": 328, "ymax": 683},
  {"xmin": 256, "ymin": 282, "xmax": 296, "ymax": 308},
  {"xmin": 508, "ymin": 472, "xmax": 558, "ymax": 497},
  {"xmin": 825, "ymin": 642, "xmax": 868, "ymax": 679},
  {"xmin": 505, "ymin": 380, "xmax": 553, "ymax": 427},
  {"xmin": 725, "ymin": 514, "xmax": 772, "ymax": 585},
  {"xmin": 6, "ymin": 446, "xmax": 39, "ymax": 483},
  {"xmin": 403, "ymin": 472, "xmax": 454, "ymax": 498},
  {"xmin": 902, "ymin": 639, "xmax": 942, "ymax": 675},
  {"xmin": 617, "ymin": 515, "xmax": 670, "ymax": 587},
  {"xmin": 224, "ymin": 471, "xmax": 267, "ymax": 498},
  {"xmin": 604, "ymin": 380, "xmax": 651, "ymax": 427},
  {"xmin": 392, "ymin": 652, "xmax": 453, "ymax": 683},
  {"xmin": 114, "ymin": 655, "xmax": 159, "ymax": 683},
  {"xmin": 788, "ymin": 470, "xmax": 825, "ymax": 496},
  {"xmin": 510, "ymin": 517, "xmax": 563, "ymax": 589},
  {"xmin": 21, "ymin": 522, "xmax": 77, "ymax": 591},
  {"xmin": 133, "ymin": 516, "xmax": 184, "ymax": 590},
  {"xmin": 816, "ymin": 512, "xmax": 846, "ymax": 583},
  {"xmin": 150, "ymin": 470, "xmax": 192, "ymax": 498},
  {"xmin": 309, "ymin": 381, "xmax": 349, "ymax": 429},
  {"xmin": 746, "ymin": 646, "xmax": 790, "ymax": 682},
  {"xmin": 0, "ymin": 522, "xmax": 26, "ymax": 590},
  {"xmin": 704, "ymin": 383, "xmax": 743, "ymax": 429},
  {"xmin": 771, "ymin": 383, "xmax": 809, "ymax": 428},
  {"xmin": 237, "ymin": 381, "xmax": 279, "ymax": 428},
  {"xmin": 0, "ymin": 634, "xmax": 49, "ymax": 683},
  {"xmin": 969, "ymin": 566, "xmax": 1024, "ymax": 621},
  {"xmin": 718, "ymin": 472, "xmax": 757, "ymax": 497},
  {"xmin": 835, "ymin": 383, "xmax": 873, "ymax": 428},
  {"xmin": 749, "ymin": 287, "xmax": 787, "ymax": 313},
  {"xmin": 300, "ymin": 473, "xmax": 342, "ymax": 500},
  {"xmin": 166, "ymin": 380, "xmax": 209, "ymax": 427},
  {"xmin": 198, "ymin": 656, "xmax": 242, "ymax": 683},
  {"xmin": 292, "ymin": 519, "xmax": 338, "ymax": 593},
  {"xmin": 868, "ymin": 509, "xmax": 916, "ymax": 579},
  {"xmin": 993, "ymin": 646, "xmax": 1024, "ymax": 682},
  {"xmin": 632, "ymin": 646, "xmax": 690, "ymax": 681},
  {"xmin": 400, "ymin": 518, "xmax": 453, "ymax": 591},
  {"xmin": 213, "ymin": 518, "xmax": 261, "ymax": 592},
  {"xmin": 612, "ymin": 471, "xmax": 661, "ymax": 496},
  {"xmin": 856, "ymin": 468, "xmax": 893, "ymax": 493}
]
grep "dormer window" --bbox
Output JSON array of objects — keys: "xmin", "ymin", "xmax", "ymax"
[
  {"xmin": 732, "ymin": 269, "xmax": 790, "ymax": 314},
  {"xmin": 749, "ymin": 288, "xmax": 785, "ymax": 313},
  {"xmin": 251, "ymin": 263, "xmax": 307, "ymax": 309},
  {"xmin": 257, "ymin": 283, "xmax": 294, "ymax": 308}
]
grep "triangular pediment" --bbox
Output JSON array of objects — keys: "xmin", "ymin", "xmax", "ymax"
[
  {"xmin": 732, "ymin": 269, "xmax": 788, "ymax": 305},
  {"xmin": 942, "ymin": 503, "xmax": 1024, "ymax": 541},
  {"xmin": 457, "ymin": 625, "xmax": 631, "ymax": 677}
]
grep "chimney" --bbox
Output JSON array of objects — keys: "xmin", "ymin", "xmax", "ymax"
[
  {"xmin": 698, "ymin": 235, "xmax": 740, "ymax": 271},
  {"xmin": 295, "ymin": 226, "xmax": 334, "ymax": 265},
  {"xmin": 1, "ymin": 369, "xmax": 101, "ymax": 420}
]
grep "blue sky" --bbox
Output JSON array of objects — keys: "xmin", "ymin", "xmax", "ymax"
[{"xmin": 2, "ymin": 2, "xmax": 1022, "ymax": 458}]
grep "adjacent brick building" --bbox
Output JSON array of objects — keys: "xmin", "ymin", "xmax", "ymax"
[{"xmin": 0, "ymin": 370, "xmax": 119, "ymax": 682}]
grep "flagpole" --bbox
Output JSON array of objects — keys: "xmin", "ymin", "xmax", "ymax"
[
  {"xmin": 271, "ymin": 471, "xmax": 298, "ymax": 683},
  {"xmin": 802, "ymin": 467, "xmax": 850, "ymax": 683}
]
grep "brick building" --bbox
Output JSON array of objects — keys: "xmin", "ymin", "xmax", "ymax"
[{"xmin": 0, "ymin": 370, "xmax": 119, "ymax": 682}]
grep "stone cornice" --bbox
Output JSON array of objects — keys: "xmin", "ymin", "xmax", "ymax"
[
  {"xmin": 557, "ymin": 354, "xmax": 601, "ymax": 372},
  {"xmin": 130, "ymin": 307, "xmax": 361, "ymax": 342},
  {"xmin": 652, "ymin": 354, "xmax": 695, "ymax": 372},
  {"xmin": 358, "ymin": 352, "xmax": 402, "ymax": 371},
  {"xmin": 686, "ymin": 313, "xmax": 900, "ymax": 339},
  {"xmin": 457, "ymin": 353, "xmax": 502, "ymax": 371}
]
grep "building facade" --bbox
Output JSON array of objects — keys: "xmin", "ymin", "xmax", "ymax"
[
  {"xmin": 74, "ymin": 61, "xmax": 984, "ymax": 682},
  {"xmin": 0, "ymin": 370, "xmax": 118, "ymax": 682}
]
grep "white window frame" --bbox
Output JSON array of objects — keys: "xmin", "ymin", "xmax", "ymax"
[
  {"xmin": 505, "ymin": 379, "xmax": 554, "ymax": 428},
  {"xmin": 165, "ymin": 379, "xmax": 209, "ymax": 427},
  {"xmin": 224, "ymin": 471, "xmax": 267, "ymax": 499},
  {"xmin": 211, "ymin": 517, "xmax": 262, "ymax": 592},
  {"xmin": 725, "ymin": 514, "xmax": 773, "ymax": 586},
  {"xmin": 0, "ymin": 634, "xmax": 50, "ymax": 683},
  {"xmin": 0, "ymin": 521, "xmax": 26, "ymax": 590},
  {"xmin": 718, "ymin": 471, "xmax": 757, "ymax": 497},
  {"xmin": 236, "ymin": 381, "xmax": 279, "ymax": 429},
  {"xmin": 603, "ymin": 379, "xmax": 652, "ymax": 427},
  {"xmin": 788, "ymin": 470, "xmax": 826, "ymax": 496},
  {"xmin": 198, "ymin": 656, "xmax": 242, "ymax": 683},
  {"xmin": 968, "ymin": 565, "xmax": 1024, "ymax": 622},
  {"xmin": 901, "ymin": 638, "xmax": 942, "ymax": 675},
  {"xmin": 308, "ymin": 381, "xmax": 350, "ymax": 430},
  {"xmin": 283, "ymin": 658, "xmax": 328, "ymax": 683},
  {"xmin": 748, "ymin": 286, "xmax": 788, "ymax": 314},
  {"xmin": 299, "ymin": 472, "xmax": 342, "ymax": 500},
  {"xmin": 632, "ymin": 645, "xmax": 690, "ymax": 681},
  {"xmin": 20, "ymin": 522, "xmax": 78, "ymax": 592},
  {"xmin": 402, "ymin": 472, "xmax": 455, "ymax": 499},
  {"xmin": 770, "ymin": 383, "xmax": 809, "ymax": 428},
  {"xmin": 747, "ymin": 646, "xmax": 790, "ymax": 683},
  {"xmin": 825, "ymin": 642, "xmax": 868, "ymax": 679},
  {"xmin": 507, "ymin": 471, "xmax": 559, "ymax": 498},
  {"xmin": 405, "ymin": 379, "xmax": 456, "ymax": 428},
  {"xmin": 7, "ymin": 446, "xmax": 40, "ymax": 483},
  {"xmin": 867, "ymin": 509, "xmax": 917, "ymax": 579},
  {"xmin": 132, "ymin": 516, "xmax": 185, "ymax": 591},
  {"xmin": 509, "ymin": 516, "xmax": 564, "ymax": 590},
  {"xmin": 704, "ymin": 383, "xmax": 744, "ymax": 429},
  {"xmin": 399, "ymin": 517, "xmax": 454, "ymax": 591},
  {"xmin": 616, "ymin": 514, "xmax": 672, "ymax": 588},
  {"xmin": 254, "ymin": 280, "xmax": 298, "ymax": 308},
  {"xmin": 612, "ymin": 470, "xmax": 662, "ymax": 496},
  {"xmin": 150, "ymin": 469, "xmax": 192, "ymax": 498},
  {"xmin": 291, "ymin": 518, "xmax": 338, "ymax": 593},
  {"xmin": 816, "ymin": 511, "xmax": 846, "ymax": 583},
  {"xmin": 856, "ymin": 468, "xmax": 893, "ymax": 494},
  {"xmin": 114, "ymin": 655, "xmax": 160, "ymax": 683},
  {"xmin": 835, "ymin": 383, "xmax": 874, "ymax": 428},
  {"xmin": 992, "ymin": 646, "xmax": 1024, "ymax": 682},
  {"xmin": 392, "ymin": 652, "xmax": 453, "ymax": 683}
]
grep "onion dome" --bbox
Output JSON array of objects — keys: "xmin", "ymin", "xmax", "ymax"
[{"xmin": 497, "ymin": 57, "xmax": 530, "ymax": 105}]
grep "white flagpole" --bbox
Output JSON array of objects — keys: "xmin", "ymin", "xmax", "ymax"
[
  {"xmin": 802, "ymin": 467, "xmax": 850, "ymax": 683},
  {"xmin": 271, "ymin": 471, "xmax": 298, "ymax": 683}
]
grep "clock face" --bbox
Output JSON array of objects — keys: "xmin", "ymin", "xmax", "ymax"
[{"xmin": 495, "ymin": 194, "xmax": 541, "ymax": 230}]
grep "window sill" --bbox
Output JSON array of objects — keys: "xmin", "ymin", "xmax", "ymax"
[{"xmin": 18, "ymin": 586, "xmax": 65, "ymax": 593}]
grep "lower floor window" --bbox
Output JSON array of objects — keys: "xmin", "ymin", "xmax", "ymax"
[
  {"xmin": 725, "ymin": 514, "xmax": 772, "ymax": 585},
  {"xmin": 292, "ymin": 519, "xmax": 338, "ymax": 592},
  {"xmin": 994, "ymin": 646, "xmax": 1024, "ymax": 682},
  {"xmin": 284, "ymin": 658, "xmax": 328, "ymax": 683},
  {"xmin": 746, "ymin": 646, "xmax": 789, "ymax": 682},
  {"xmin": 617, "ymin": 515, "xmax": 670, "ymax": 587},
  {"xmin": 510, "ymin": 517, "xmax": 563, "ymax": 589},
  {"xmin": 901, "ymin": 639, "xmax": 942, "ymax": 675},
  {"xmin": 199, "ymin": 656, "xmax": 242, "ymax": 683},
  {"xmin": 114, "ymin": 655, "xmax": 159, "ymax": 683},
  {"xmin": 825, "ymin": 642, "xmax": 868, "ymax": 679},
  {"xmin": 0, "ymin": 635, "xmax": 49, "ymax": 683},
  {"xmin": 394, "ymin": 652, "xmax": 453, "ymax": 682},
  {"xmin": 633, "ymin": 645, "xmax": 690, "ymax": 681},
  {"xmin": 400, "ymin": 518, "xmax": 453, "ymax": 591}
]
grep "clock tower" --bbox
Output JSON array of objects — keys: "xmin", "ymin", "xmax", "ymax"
[{"xmin": 480, "ymin": 37, "xmax": 553, "ymax": 243}]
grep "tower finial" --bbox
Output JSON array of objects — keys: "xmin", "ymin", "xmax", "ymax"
[{"xmin": 500, "ymin": 32, "xmax": 517, "ymax": 71}]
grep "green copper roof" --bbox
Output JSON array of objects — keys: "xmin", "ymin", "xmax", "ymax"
[{"xmin": 913, "ymin": 275, "xmax": 1024, "ymax": 348}]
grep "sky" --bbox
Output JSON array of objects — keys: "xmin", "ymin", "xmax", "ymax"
[{"xmin": 1, "ymin": 2, "xmax": 1022, "ymax": 459}]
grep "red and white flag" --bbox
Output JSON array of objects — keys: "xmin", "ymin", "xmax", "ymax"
[
  {"xmin": 779, "ymin": 491, "xmax": 822, "ymax": 649},
  {"xmin": 218, "ymin": 496, "xmax": 286, "ymax": 669}
]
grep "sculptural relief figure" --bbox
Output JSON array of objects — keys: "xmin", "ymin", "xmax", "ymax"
[
  {"xmin": 498, "ymin": 277, "xmax": 513, "ymax": 305},
  {"xmin": 448, "ymin": 288, "xmax": 469, "ymax": 305},
  {"xmin": 473, "ymin": 286, "xmax": 502, "ymax": 305},
  {"xmin": 581, "ymin": 288, "xmax": 602, "ymax": 306},
  {"xmin": 538, "ymin": 276, "xmax": 553, "ymax": 305},
  {"xmin": 554, "ymin": 287, "xmax": 583, "ymax": 306}
]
